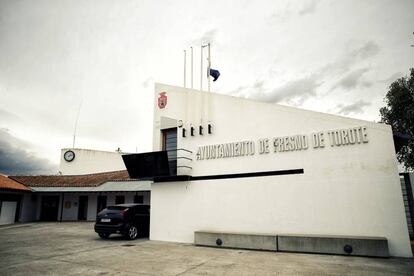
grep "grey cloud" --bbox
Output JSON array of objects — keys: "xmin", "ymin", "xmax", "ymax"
[
  {"xmin": 268, "ymin": 9, "xmax": 292, "ymax": 24},
  {"xmin": 237, "ymin": 42, "xmax": 378, "ymax": 103},
  {"xmin": 334, "ymin": 67, "xmax": 372, "ymax": 90},
  {"xmin": 350, "ymin": 41, "xmax": 380, "ymax": 60},
  {"xmin": 322, "ymin": 41, "xmax": 380, "ymax": 76},
  {"xmin": 0, "ymin": 108, "xmax": 22, "ymax": 124},
  {"xmin": 252, "ymin": 80, "xmax": 266, "ymax": 94},
  {"xmin": 241, "ymin": 76, "xmax": 321, "ymax": 106},
  {"xmin": 299, "ymin": 0, "xmax": 320, "ymax": 16},
  {"xmin": 268, "ymin": 76, "xmax": 321, "ymax": 105},
  {"xmin": 336, "ymin": 100, "xmax": 371, "ymax": 115},
  {"xmin": 0, "ymin": 128, "xmax": 58, "ymax": 175},
  {"xmin": 192, "ymin": 29, "xmax": 217, "ymax": 45},
  {"xmin": 268, "ymin": 0, "xmax": 320, "ymax": 24},
  {"xmin": 229, "ymin": 80, "xmax": 261, "ymax": 98},
  {"xmin": 380, "ymin": 72, "xmax": 404, "ymax": 83}
]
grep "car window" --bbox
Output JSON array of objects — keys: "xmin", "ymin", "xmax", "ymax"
[{"xmin": 106, "ymin": 206, "xmax": 128, "ymax": 211}]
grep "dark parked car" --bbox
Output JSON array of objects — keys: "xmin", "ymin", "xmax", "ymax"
[{"xmin": 94, "ymin": 204, "xmax": 150, "ymax": 240}]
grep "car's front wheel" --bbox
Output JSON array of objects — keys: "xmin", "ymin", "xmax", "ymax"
[
  {"xmin": 126, "ymin": 225, "xmax": 138, "ymax": 240},
  {"xmin": 98, "ymin": 233, "xmax": 110, "ymax": 239}
]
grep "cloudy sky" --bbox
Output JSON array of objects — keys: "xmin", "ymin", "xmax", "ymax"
[{"xmin": 0, "ymin": 0, "xmax": 413, "ymax": 175}]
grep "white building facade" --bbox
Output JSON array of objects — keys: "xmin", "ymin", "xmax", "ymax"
[
  {"xmin": 148, "ymin": 83, "xmax": 412, "ymax": 257},
  {"xmin": 59, "ymin": 148, "xmax": 127, "ymax": 175}
]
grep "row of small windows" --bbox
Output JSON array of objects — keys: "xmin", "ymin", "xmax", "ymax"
[
  {"xmin": 182, "ymin": 124, "xmax": 213, "ymax": 137},
  {"xmin": 115, "ymin": 195, "xmax": 144, "ymax": 204},
  {"xmin": 97, "ymin": 194, "xmax": 145, "ymax": 213}
]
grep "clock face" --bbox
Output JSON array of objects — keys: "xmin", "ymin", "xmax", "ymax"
[{"xmin": 64, "ymin": 150, "xmax": 75, "ymax": 162}]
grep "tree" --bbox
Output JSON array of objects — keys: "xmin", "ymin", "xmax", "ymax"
[{"xmin": 380, "ymin": 68, "xmax": 414, "ymax": 170}]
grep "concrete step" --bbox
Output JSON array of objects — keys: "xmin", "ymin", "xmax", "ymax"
[
  {"xmin": 194, "ymin": 231, "xmax": 389, "ymax": 257},
  {"xmin": 278, "ymin": 234, "xmax": 389, "ymax": 257},
  {"xmin": 194, "ymin": 231, "xmax": 276, "ymax": 251}
]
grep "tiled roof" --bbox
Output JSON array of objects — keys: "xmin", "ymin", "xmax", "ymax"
[
  {"xmin": 10, "ymin": 170, "xmax": 131, "ymax": 187},
  {"xmin": 0, "ymin": 175, "xmax": 31, "ymax": 191}
]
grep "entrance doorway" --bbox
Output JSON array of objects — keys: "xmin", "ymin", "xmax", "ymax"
[
  {"xmin": 78, "ymin": 196, "xmax": 88, "ymax": 220},
  {"xmin": 97, "ymin": 195, "xmax": 107, "ymax": 214},
  {"xmin": 162, "ymin": 128, "xmax": 177, "ymax": 175},
  {"xmin": 40, "ymin": 195, "xmax": 59, "ymax": 221}
]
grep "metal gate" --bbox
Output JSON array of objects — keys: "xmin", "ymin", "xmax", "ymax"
[{"xmin": 400, "ymin": 173, "xmax": 414, "ymax": 239}]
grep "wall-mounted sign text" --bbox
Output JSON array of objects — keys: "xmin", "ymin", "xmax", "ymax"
[{"xmin": 195, "ymin": 126, "xmax": 368, "ymax": 161}]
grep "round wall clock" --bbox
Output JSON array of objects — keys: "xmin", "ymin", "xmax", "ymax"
[{"xmin": 64, "ymin": 150, "xmax": 75, "ymax": 162}]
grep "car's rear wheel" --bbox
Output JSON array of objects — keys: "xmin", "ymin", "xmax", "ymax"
[
  {"xmin": 126, "ymin": 225, "xmax": 138, "ymax": 240},
  {"xmin": 98, "ymin": 233, "xmax": 110, "ymax": 239}
]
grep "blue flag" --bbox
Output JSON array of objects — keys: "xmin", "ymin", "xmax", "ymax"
[{"xmin": 209, "ymin": 68, "xmax": 220, "ymax": 82}]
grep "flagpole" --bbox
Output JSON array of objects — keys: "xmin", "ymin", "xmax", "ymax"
[
  {"xmin": 72, "ymin": 98, "xmax": 83, "ymax": 148},
  {"xmin": 200, "ymin": 44, "xmax": 209, "ymax": 124},
  {"xmin": 200, "ymin": 45, "xmax": 203, "ymax": 91},
  {"xmin": 183, "ymin": 50, "xmax": 186, "ymax": 88},
  {"xmin": 207, "ymin": 43, "xmax": 211, "ymax": 93},
  {"xmin": 207, "ymin": 43, "xmax": 211, "ymax": 124},
  {"xmin": 190, "ymin": 47, "xmax": 193, "ymax": 89}
]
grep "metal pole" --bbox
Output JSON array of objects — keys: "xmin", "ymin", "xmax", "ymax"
[
  {"xmin": 60, "ymin": 192, "xmax": 64, "ymax": 222},
  {"xmin": 183, "ymin": 50, "xmax": 186, "ymax": 88},
  {"xmin": 190, "ymin": 47, "xmax": 193, "ymax": 89},
  {"xmin": 200, "ymin": 45, "xmax": 203, "ymax": 91},
  {"xmin": 72, "ymin": 99, "xmax": 82, "ymax": 148},
  {"xmin": 207, "ymin": 43, "xmax": 211, "ymax": 93}
]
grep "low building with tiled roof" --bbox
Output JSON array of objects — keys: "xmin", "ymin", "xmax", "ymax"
[
  {"xmin": 0, "ymin": 175, "xmax": 31, "ymax": 192},
  {"xmin": 6, "ymin": 169, "xmax": 150, "ymax": 223},
  {"xmin": 0, "ymin": 175, "xmax": 31, "ymax": 225},
  {"xmin": 0, "ymin": 147, "xmax": 152, "ymax": 224},
  {"xmin": 10, "ymin": 170, "xmax": 130, "ymax": 188}
]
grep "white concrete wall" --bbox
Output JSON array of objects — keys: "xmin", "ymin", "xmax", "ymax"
[
  {"xmin": 150, "ymin": 83, "xmax": 412, "ymax": 257},
  {"xmin": 59, "ymin": 148, "xmax": 127, "ymax": 175}
]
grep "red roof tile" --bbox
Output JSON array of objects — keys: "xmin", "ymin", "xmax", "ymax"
[
  {"xmin": 0, "ymin": 175, "xmax": 31, "ymax": 191},
  {"xmin": 10, "ymin": 170, "xmax": 131, "ymax": 187}
]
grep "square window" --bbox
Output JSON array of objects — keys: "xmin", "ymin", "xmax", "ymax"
[
  {"xmin": 134, "ymin": 195, "xmax": 144, "ymax": 204},
  {"xmin": 115, "ymin": 196, "xmax": 125, "ymax": 205}
]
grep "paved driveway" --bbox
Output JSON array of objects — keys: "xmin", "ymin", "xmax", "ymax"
[{"xmin": 0, "ymin": 222, "xmax": 413, "ymax": 275}]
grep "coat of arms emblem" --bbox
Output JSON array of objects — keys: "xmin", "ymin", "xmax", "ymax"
[{"xmin": 158, "ymin": 92, "xmax": 167, "ymax": 109}]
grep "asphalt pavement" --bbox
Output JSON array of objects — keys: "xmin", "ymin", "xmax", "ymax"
[{"xmin": 0, "ymin": 222, "xmax": 413, "ymax": 275}]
